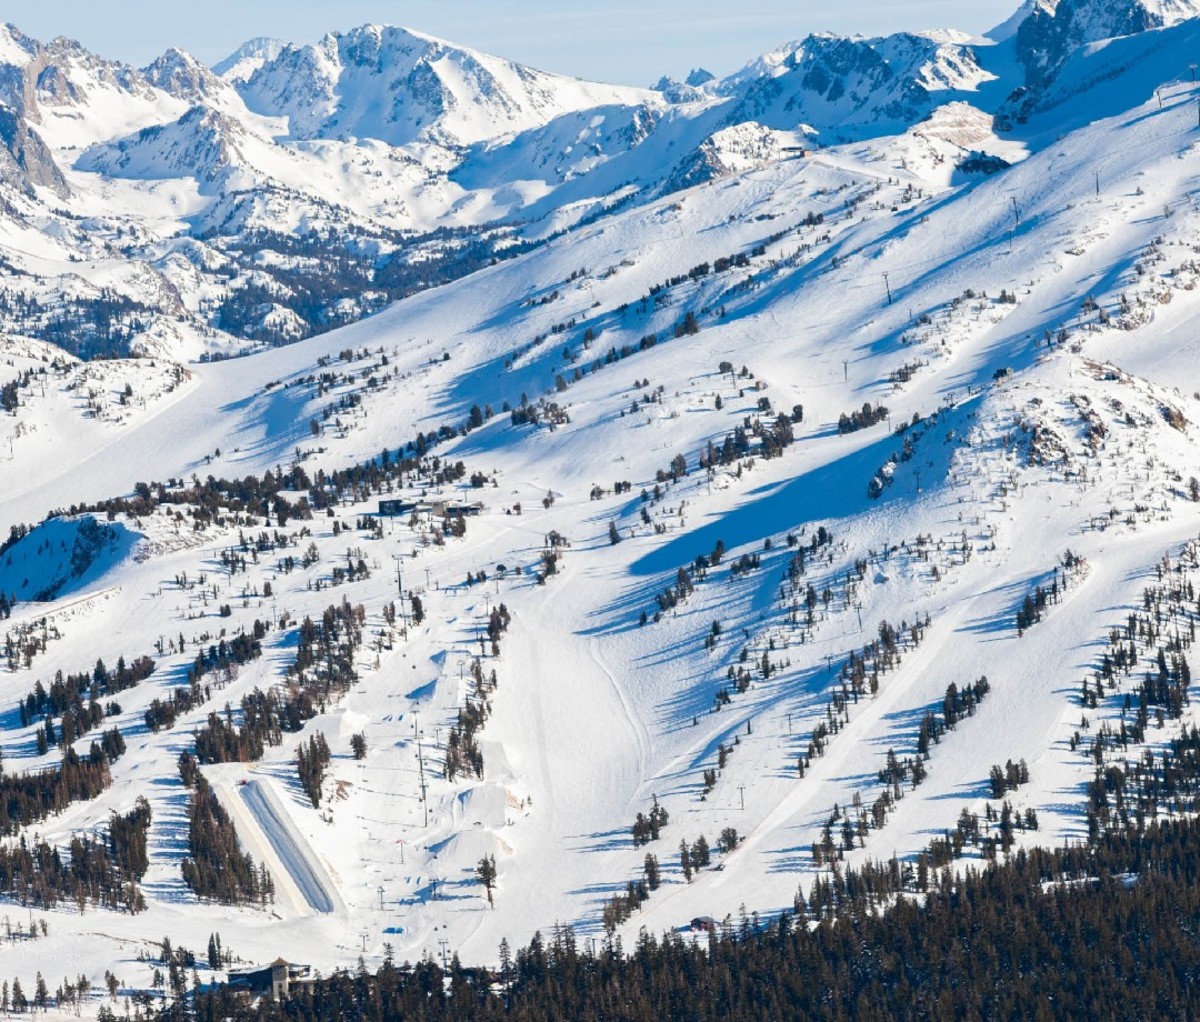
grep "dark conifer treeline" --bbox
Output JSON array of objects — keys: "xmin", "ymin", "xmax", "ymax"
[
  {"xmin": 175, "ymin": 816, "xmax": 1200, "ymax": 1021},
  {"xmin": 179, "ymin": 775, "xmax": 273, "ymax": 907},
  {"xmin": 0, "ymin": 797, "xmax": 150, "ymax": 912},
  {"xmin": 0, "ymin": 744, "xmax": 121, "ymax": 835}
]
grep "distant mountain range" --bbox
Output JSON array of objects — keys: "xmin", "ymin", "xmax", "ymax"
[{"xmin": 0, "ymin": 0, "xmax": 1192, "ymax": 360}]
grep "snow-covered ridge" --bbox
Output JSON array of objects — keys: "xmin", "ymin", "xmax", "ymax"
[
  {"xmin": 716, "ymin": 30, "xmax": 996, "ymax": 142},
  {"xmin": 235, "ymin": 23, "xmax": 659, "ymax": 148},
  {"xmin": 0, "ymin": 0, "xmax": 1193, "ymax": 361},
  {"xmin": 1014, "ymin": 0, "xmax": 1200, "ymax": 83},
  {"xmin": 8, "ymin": 0, "xmax": 1200, "ymax": 1002}
]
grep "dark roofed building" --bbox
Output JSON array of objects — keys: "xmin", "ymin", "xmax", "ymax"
[
  {"xmin": 378, "ymin": 499, "xmax": 418, "ymax": 517},
  {"xmin": 228, "ymin": 959, "xmax": 315, "ymax": 1001}
]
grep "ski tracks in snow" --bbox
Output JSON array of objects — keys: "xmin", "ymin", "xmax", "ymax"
[{"xmin": 590, "ymin": 637, "xmax": 652, "ymax": 787}]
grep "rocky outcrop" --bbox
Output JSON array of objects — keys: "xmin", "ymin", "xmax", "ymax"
[{"xmin": 0, "ymin": 101, "xmax": 66, "ymax": 196}]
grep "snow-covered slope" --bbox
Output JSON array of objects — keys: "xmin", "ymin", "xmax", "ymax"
[{"xmin": 9, "ymin": 1, "xmax": 1200, "ymax": 1001}]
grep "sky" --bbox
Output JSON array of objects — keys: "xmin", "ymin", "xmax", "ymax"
[{"xmin": 7, "ymin": 1, "xmax": 1021, "ymax": 85}]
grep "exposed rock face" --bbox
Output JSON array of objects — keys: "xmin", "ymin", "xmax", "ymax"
[
  {"xmin": 1015, "ymin": 0, "xmax": 1200, "ymax": 84},
  {"xmin": 143, "ymin": 47, "xmax": 226, "ymax": 102},
  {"xmin": 0, "ymin": 102, "xmax": 66, "ymax": 197},
  {"xmin": 718, "ymin": 32, "xmax": 992, "ymax": 143}
]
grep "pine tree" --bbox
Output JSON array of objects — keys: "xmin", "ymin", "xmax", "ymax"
[
  {"xmin": 680, "ymin": 840, "xmax": 693, "ymax": 883},
  {"xmin": 643, "ymin": 854, "xmax": 660, "ymax": 891},
  {"xmin": 475, "ymin": 855, "xmax": 497, "ymax": 906}
]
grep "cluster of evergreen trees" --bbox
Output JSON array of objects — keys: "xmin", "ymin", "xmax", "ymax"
[
  {"xmin": 19, "ymin": 656, "xmax": 153, "ymax": 753},
  {"xmin": 446, "ymin": 662, "xmax": 498, "ymax": 783},
  {"xmin": 914, "ymin": 677, "xmax": 992, "ymax": 757},
  {"xmin": 629, "ymin": 797, "xmax": 669, "ymax": 847},
  {"xmin": 193, "ymin": 601, "xmax": 363, "ymax": 765},
  {"xmin": 185, "ymin": 632, "xmax": 264, "ymax": 688},
  {"xmin": 146, "ymin": 629, "xmax": 266, "ymax": 736},
  {"xmin": 0, "ymin": 797, "xmax": 149, "ymax": 912},
  {"xmin": 837, "ymin": 401, "xmax": 888, "ymax": 434},
  {"xmin": 169, "ymin": 814, "xmax": 1200, "ymax": 1020},
  {"xmin": 1014, "ymin": 581, "xmax": 1054, "ymax": 633},
  {"xmin": 0, "ymin": 368, "xmax": 34, "ymax": 414},
  {"xmin": 696, "ymin": 409, "xmax": 800, "ymax": 473},
  {"xmin": 289, "ymin": 599, "xmax": 364, "ymax": 704},
  {"xmin": 0, "ymin": 745, "xmax": 121, "ymax": 836},
  {"xmin": 988, "ymin": 758, "xmax": 1030, "ymax": 800},
  {"xmin": 296, "ymin": 733, "xmax": 331, "ymax": 808},
  {"xmin": 179, "ymin": 774, "xmax": 273, "ymax": 907},
  {"xmin": 144, "ymin": 684, "xmax": 205, "ymax": 734},
  {"xmin": 19, "ymin": 656, "xmax": 154, "ymax": 726},
  {"xmin": 194, "ymin": 701, "xmax": 274, "ymax": 764}
]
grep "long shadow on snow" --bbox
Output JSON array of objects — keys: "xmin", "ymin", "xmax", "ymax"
[
  {"xmin": 923, "ymin": 778, "xmax": 994, "ymax": 802},
  {"xmin": 569, "ymin": 826, "xmax": 636, "ymax": 855},
  {"xmin": 956, "ymin": 574, "xmax": 1052, "ymax": 638},
  {"xmin": 629, "ymin": 427, "xmax": 935, "ymax": 580}
]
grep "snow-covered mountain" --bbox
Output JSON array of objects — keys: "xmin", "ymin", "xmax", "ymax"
[
  {"xmin": 211, "ymin": 36, "xmax": 285, "ymax": 84},
  {"xmin": 715, "ymin": 30, "xmax": 993, "ymax": 141},
  {"xmin": 4, "ymin": 4, "xmax": 1192, "ymax": 361},
  {"xmin": 1014, "ymin": 0, "xmax": 1200, "ymax": 83},
  {"xmin": 10, "ymin": 6, "xmax": 1200, "ymax": 998},
  {"xmin": 236, "ymin": 24, "xmax": 656, "ymax": 148}
]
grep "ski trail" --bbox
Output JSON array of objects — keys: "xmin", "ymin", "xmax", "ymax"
[{"xmin": 590, "ymin": 636, "xmax": 652, "ymax": 786}]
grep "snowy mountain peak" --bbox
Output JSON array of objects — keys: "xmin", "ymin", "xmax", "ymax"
[
  {"xmin": 985, "ymin": 0, "xmax": 1055, "ymax": 43},
  {"xmin": 212, "ymin": 36, "xmax": 285, "ymax": 83},
  {"xmin": 0, "ymin": 22, "xmax": 37, "ymax": 66},
  {"xmin": 143, "ymin": 46, "xmax": 225, "ymax": 102},
  {"xmin": 652, "ymin": 75, "xmax": 706, "ymax": 105},
  {"xmin": 235, "ymin": 22, "xmax": 654, "ymax": 147},
  {"xmin": 1014, "ymin": 0, "xmax": 1200, "ymax": 81}
]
